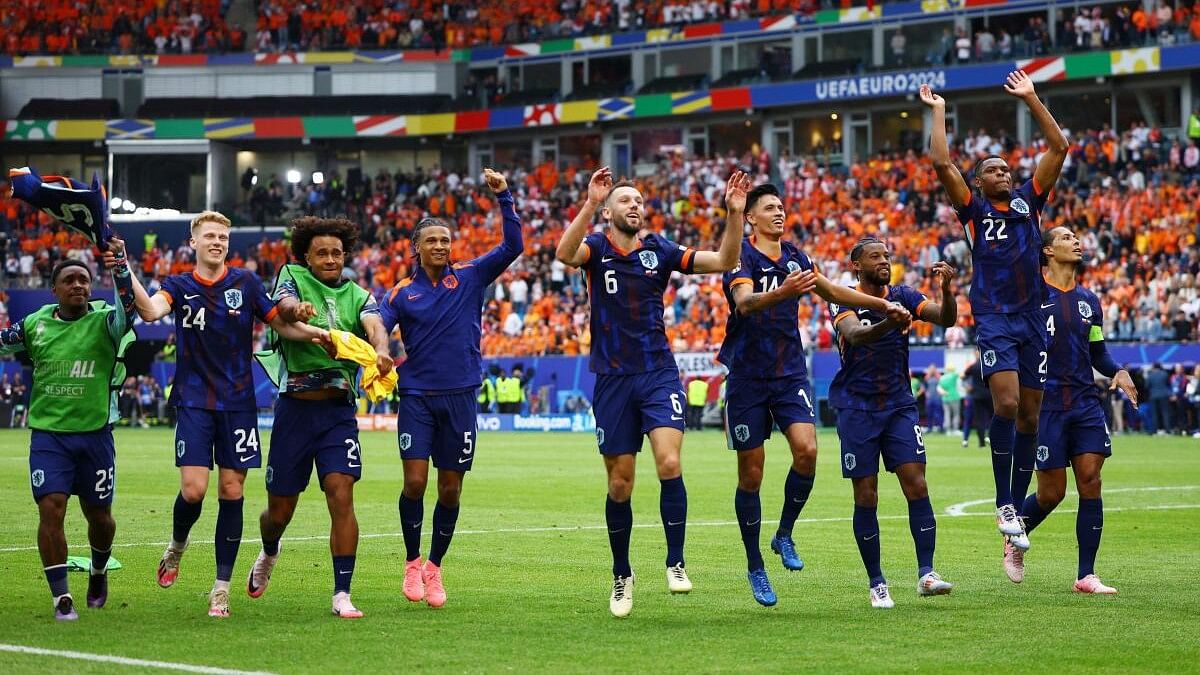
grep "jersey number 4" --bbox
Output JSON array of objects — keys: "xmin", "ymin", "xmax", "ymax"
[{"xmin": 981, "ymin": 218, "xmax": 1008, "ymax": 242}]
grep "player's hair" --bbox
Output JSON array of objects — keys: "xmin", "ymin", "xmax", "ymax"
[
  {"xmin": 850, "ymin": 237, "xmax": 886, "ymax": 263},
  {"xmin": 290, "ymin": 216, "xmax": 359, "ymax": 261},
  {"xmin": 50, "ymin": 259, "xmax": 92, "ymax": 285},
  {"xmin": 190, "ymin": 210, "xmax": 232, "ymax": 233},
  {"xmin": 744, "ymin": 182, "xmax": 780, "ymax": 214},
  {"xmin": 604, "ymin": 179, "xmax": 638, "ymax": 205}
]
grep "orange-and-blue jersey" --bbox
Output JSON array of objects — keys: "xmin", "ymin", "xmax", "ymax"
[
  {"xmin": 955, "ymin": 178, "xmax": 1049, "ymax": 315},
  {"xmin": 829, "ymin": 284, "xmax": 929, "ymax": 411}
]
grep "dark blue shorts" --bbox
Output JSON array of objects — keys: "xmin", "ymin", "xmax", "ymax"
[
  {"xmin": 266, "ymin": 396, "xmax": 361, "ymax": 496},
  {"xmin": 593, "ymin": 368, "xmax": 687, "ymax": 456},
  {"xmin": 29, "ymin": 427, "xmax": 115, "ymax": 505},
  {"xmin": 396, "ymin": 390, "xmax": 478, "ymax": 471},
  {"xmin": 1036, "ymin": 401, "xmax": 1112, "ymax": 471},
  {"xmin": 835, "ymin": 405, "xmax": 926, "ymax": 479},
  {"xmin": 175, "ymin": 406, "xmax": 262, "ymax": 470},
  {"xmin": 975, "ymin": 312, "xmax": 1048, "ymax": 390},
  {"xmin": 724, "ymin": 374, "xmax": 816, "ymax": 451}
]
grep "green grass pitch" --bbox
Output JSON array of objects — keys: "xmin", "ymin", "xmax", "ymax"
[{"xmin": 0, "ymin": 427, "xmax": 1196, "ymax": 673}]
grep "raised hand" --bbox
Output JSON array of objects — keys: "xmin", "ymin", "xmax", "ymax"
[
  {"xmin": 725, "ymin": 170, "xmax": 752, "ymax": 213},
  {"xmin": 930, "ymin": 260, "xmax": 956, "ymax": 291},
  {"xmin": 483, "ymin": 167, "xmax": 508, "ymax": 193},
  {"xmin": 102, "ymin": 237, "xmax": 128, "ymax": 270},
  {"xmin": 919, "ymin": 83, "xmax": 945, "ymax": 109},
  {"xmin": 586, "ymin": 166, "xmax": 613, "ymax": 207},
  {"xmin": 1003, "ymin": 70, "xmax": 1036, "ymax": 99}
]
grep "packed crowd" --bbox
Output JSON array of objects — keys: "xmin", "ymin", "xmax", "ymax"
[{"xmin": 1, "ymin": 0, "xmax": 245, "ymax": 56}]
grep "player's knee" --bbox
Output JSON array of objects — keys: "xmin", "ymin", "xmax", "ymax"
[
  {"xmin": 218, "ymin": 481, "xmax": 244, "ymax": 500},
  {"xmin": 607, "ymin": 476, "xmax": 634, "ymax": 501},
  {"xmin": 853, "ymin": 489, "xmax": 878, "ymax": 508},
  {"xmin": 1076, "ymin": 471, "xmax": 1102, "ymax": 499},
  {"xmin": 37, "ymin": 496, "xmax": 67, "ymax": 524},
  {"xmin": 737, "ymin": 465, "xmax": 763, "ymax": 492},
  {"xmin": 993, "ymin": 398, "xmax": 1019, "ymax": 419},
  {"xmin": 655, "ymin": 456, "xmax": 681, "ymax": 480},
  {"xmin": 1039, "ymin": 484, "xmax": 1067, "ymax": 507},
  {"xmin": 901, "ymin": 477, "xmax": 929, "ymax": 501},
  {"xmin": 179, "ymin": 481, "xmax": 207, "ymax": 503},
  {"xmin": 402, "ymin": 476, "xmax": 427, "ymax": 499}
]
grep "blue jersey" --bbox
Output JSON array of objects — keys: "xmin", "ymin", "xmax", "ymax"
[
  {"xmin": 1042, "ymin": 283, "xmax": 1104, "ymax": 411},
  {"xmin": 380, "ymin": 189, "xmax": 522, "ymax": 394},
  {"xmin": 955, "ymin": 178, "xmax": 1049, "ymax": 315},
  {"xmin": 160, "ymin": 268, "xmax": 277, "ymax": 411},
  {"xmin": 828, "ymin": 285, "xmax": 929, "ymax": 411},
  {"xmin": 718, "ymin": 237, "xmax": 813, "ymax": 379},
  {"xmin": 581, "ymin": 231, "xmax": 696, "ymax": 375}
]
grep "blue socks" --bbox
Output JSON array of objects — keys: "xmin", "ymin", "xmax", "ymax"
[
  {"xmin": 853, "ymin": 505, "xmax": 883, "ymax": 586},
  {"xmin": 428, "ymin": 502, "xmax": 460, "ymax": 566},
  {"xmin": 1020, "ymin": 493, "xmax": 1054, "ymax": 534},
  {"xmin": 1077, "ymin": 498, "xmax": 1103, "ymax": 579},
  {"xmin": 44, "ymin": 564, "xmax": 69, "ymax": 598},
  {"xmin": 606, "ymin": 496, "xmax": 633, "ymax": 577},
  {"xmin": 1011, "ymin": 431, "xmax": 1038, "ymax": 506},
  {"xmin": 659, "ymin": 477, "xmax": 687, "ymax": 567},
  {"xmin": 214, "ymin": 498, "xmax": 243, "ymax": 583},
  {"xmin": 907, "ymin": 497, "xmax": 936, "ymax": 579},
  {"xmin": 989, "ymin": 416, "xmax": 1016, "ymax": 507},
  {"xmin": 90, "ymin": 546, "xmax": 111, "ymax": 575},
  {"xmin": 777, "ymin": 468, "xmax": 815, "ymax": 536},
  {"xmin": 262, "ymin": 536, "xmax": 280, "ymax": 557},
  {"xmin": 398, "ymin": 494, "xmax": 423, "ymax": 562},
  {"xmin": 333, "ymin": 555, "xmax": 355, "ymax": 594},
  {"xmin": 172, "ymin": 491, "xmax": 203, "ymax": 545},
  {"xmin": 734, "ymin": 489, "xmax": 764, "ymax": 572}
]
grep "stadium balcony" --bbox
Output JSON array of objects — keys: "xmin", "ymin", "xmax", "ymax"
[
  {"xmin": 638, "ymin": 74, "xmax": 708, "ymax": 96},
  {"xmin": 710, "ymin": 68, "xmax": 767, "ymax": 89},
  {"xmin": 135, "ymin": 94, "xmax": 459, "ymax": 118},
  {"xmin": 18, "ymin": 98, "xmax": 120, "ymax": 120},
  {"xmin": 565, "ymin": 81, "xmax": 633, "ymax": 102}
]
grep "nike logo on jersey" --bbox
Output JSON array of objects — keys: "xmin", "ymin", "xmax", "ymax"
[
  {"xmin": 458, "ymin": 456, "xmax": 472, "ymax": 464},
  {"xmin": 407, "ymin": 293, "xmax": 423, "ymax": 301},
  {"xmin": 1040, "ymin": 303, "xmax": 1055, "ymax": 309},
  {"xmin": 347, "ymin": 462, "xmax": 361, "ymax": 468},
  {"xmin": 671, "ymin": 415, "xmax": 683, "ymax": 421},
  {"xmin": 1040, "ymin": 377, "xmax": 1047, "ymax": 383},
  {"xmin": 239, "ymin": 455, "xmax": 256, "ymax": 463},
  {"xmin": 601, "ymin": 256, "xmax": 615, "ymax": 263},
  {"xmin": 857, "ymin": 308, "xmax": 871, "ymax": 315},
  {"xmin": 760, "ymin": 266, "xmax": 775, "ymax": 272},
  {"xmin": 184, "ymin": 294, "xmax": 200, "ymax": 300}
]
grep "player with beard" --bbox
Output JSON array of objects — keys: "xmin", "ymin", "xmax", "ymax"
[
  {"xmin": 921, "ymin": 72, "xmax": 1069, "ymax": 555},
  {"xmin": 555, "ymin": 167, "xmax": 743, "ymax": 618},
  {"xmin": 829, "ymin": 238, "xmax": 958, "ymax": 608}
]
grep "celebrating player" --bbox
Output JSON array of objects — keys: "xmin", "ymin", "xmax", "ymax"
[
  {"xmin": 719, "ymin": 185, "xmax": 912, "ymax": 607},
  {"xmin": 129, "ymin": 211, "xmax": 331, "ymax": 618},
  {"xmin": 829, "ymin": 239, "xmax": 958, "ymax": 608},
  {"xmin": 1005, "ymin": 226, "xmax": 1137, "ymax": 593},
  {"xmin": 922, "ymin": 71, "xmax": 1069, "ymax": 550},
  {"xmin": 381, "ymin": 168, "xmax": 522, "ymax": 609},
  {"xmin": 0, "ymin": 245, "xmax": 134, "ymax": 620},
  {"xmin": 245, "ymin": 217, "xmax": 393, "ymax": 619},
  {"xmin": 555, "ymin": 166, "xmax": 742, "ymax": 618}
]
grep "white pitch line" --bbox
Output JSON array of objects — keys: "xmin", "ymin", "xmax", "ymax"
[
  {"xmin": 0, "ymin": 643, "xmax": 275, "ymax": 675},
  {"xmin": 944, "ymin": 485, "xmax": 1200, "ymax": 516},
  {"xmin": 1, "ymin": 495, "xmax": 1198, "ymax": 555}
]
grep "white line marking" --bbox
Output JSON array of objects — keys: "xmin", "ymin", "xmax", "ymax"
[
  {"xmin": 0, "ymin": 643, "xmax": 275, "ymax": 674},
  {"xmin": 944, "ymin": 485, "xmax": 1200, "ymax": 517},
  {"xmin": 2, "ymin": 503, "xmax": 1199, "ymax": 554}
]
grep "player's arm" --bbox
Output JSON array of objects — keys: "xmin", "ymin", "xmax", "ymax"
[
  {"xmin": 471, "ymin": 169, "xmax": 525, "ymax": 280},
  {"xmin": 102, "ymin": 237, "xmax": 136, "ymax": 338},
  {"xmin": 920, "ymin": 83, "xmax": 971, "ymax": 209},
  {"xmin": 731, "ymin": 269, "xmax": 817, "ymax": 316},
  {"xmin": 917, "ymin": 261, "xmax": 958, "ymax": 328},
  {"xmin": 1005, "ymin": 70, "xmax": 1069, "ymax": 194},
  {"xmin": 556, "ymin": 166, "xmax": 611, "ymax": 268},
  {"xmin": 360, "ymin": 297, "xmax": 394, "ymax": 376},
  {"xmin": 269, "ymin": 313, "xmax": 333, "ymax": 351},
  {"xmin": 274, "ymin": 278, "xmax": 318, "ymax": 323},
  {"xmin": 128, "ymin": 267, "xmax": 172, "ymax": 321},
  {"xmin": 0, "ymin": 320, "xmax": 27, "ymax": 355},
  {"xmin": 1087, "ymin": 310, "xmax": 1138, "ymax": 407},
  {"xmin": 814, "ymin": 275, "xmax": 912, "ymax": 326},
  {"xmin": 691, "ymin": 170, "xmax": 750, "ymax": 274},
  {"xmin": 834, "ymin": 313, "xmax": 903, "ymax": 347}
]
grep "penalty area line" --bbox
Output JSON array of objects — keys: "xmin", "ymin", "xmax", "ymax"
[{"xmin": 0, "ymin": 643, "xmax": 276, "ymax": 675}]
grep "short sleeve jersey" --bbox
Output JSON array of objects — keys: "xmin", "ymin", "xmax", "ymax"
[
  {"xmin": 581, "ymin": 231, "xmax": 696, "ymax": 375},
  {"xmin": 955, "ymin": 178, "xmax": 1049, "ymax": 315},
  {"xmin": 829, "ymin": 285, "xmax": 929, "ymax": 411},
  {"xmin": 159, "ymin": 268, "xmax": 278, "ymax": 410},
  {"xmin": 1042, "ymin": 283, "xmax": 1105, "ymax": 411},
  {"xmin": 717, "ymin": 237, "xmax": 814, "ymax": 379}
]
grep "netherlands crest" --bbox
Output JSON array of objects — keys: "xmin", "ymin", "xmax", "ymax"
[
  {"xmin": 1036, "ymin": 445, "xmax": 1049, "ymax": 463},
  {"xmin": 31, "ymin": 469, "xmax": 44, "ymax": 488},
  {"xmin": 1010, "ymin": 197, "xmax": 1030, "ymax": 215},
  {"xmin": 734, "ymin": 424, "xmax": 750, "ymax": 443},
  {"xmin": 787, "ymin": 260, "xmax": 802, "ymax": 273},
  {"xmin": 224, "ymin": 288, "xmax": 243, "ymax": 309},
  {"xmin": 596, "ymin": 428, "xmax": 605, "ymax": 446},
  {"xmin": 638, "ymin": 250, "xmax": 659, "ymax": 270},
  {"xmin": 399, "ymin": 433, "xmax": 412, "ymax": 451},
  {"xmin": 982, "ymin": 350, "xmax": 997, "ymax": 368},
  {"xmin": 843, "ymin": 453, "xmax": 857, "ymax": 471},
  {"xmin": 1077, "ymin": 301, "xmax": 1092, "ymax": 319}
]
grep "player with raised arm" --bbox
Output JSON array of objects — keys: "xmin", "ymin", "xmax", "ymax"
[
  {"xmin": 381, "ymin": 168, "xmax": 521, "ymax": 609},
  {"xmin": 555, "ymin": 167, "xmax": 743, "ymax": 618},
  {"xmin": 245, "ymin": 217, "xmax": 394, "ymax": 619},
  {"xmin": 719, "ymin": 185, "xmax": 912, "ymax": 607},
  {"xmin": 0, "ymin": 245, "xmax": 135, "ymax": 620},
  {"xmin": 921, "ymin": 71, "xmax": 1069, "ymax": 552},
  {"xmin": 128, "ymin": 211, "xmax": 331, "ymax": 618},
  {"xmin": 1004, "ymin": 226, "xmax": 1138, "ymax": 593},
  {"xmin": 829, "ymin": 238, "xmax": 958, "ymax": 608}
]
